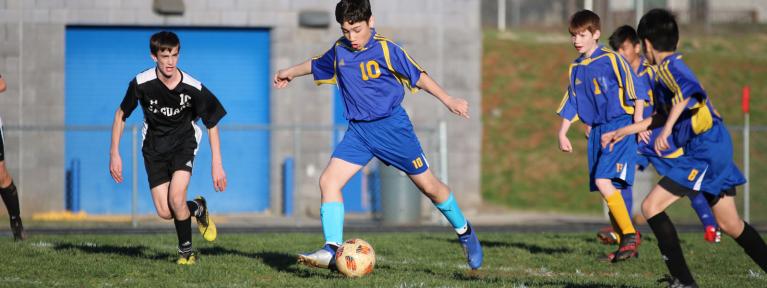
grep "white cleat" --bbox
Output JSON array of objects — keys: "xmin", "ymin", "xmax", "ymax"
[{"xmin": 297, "ymin": 244, "xmax": 337, "ymax": 269}]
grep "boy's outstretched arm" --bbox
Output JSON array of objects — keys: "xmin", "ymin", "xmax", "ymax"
[
  {"xmin": 601, "ymin": 113, "xmax": 668, "ymax": 151},
  {"xmin": 273, "ymin": 60, "xmax": 312, "ymax": 89},
  {"xmin": 415, "ymin": 73, "xmax": 469, "ymax": 118}
]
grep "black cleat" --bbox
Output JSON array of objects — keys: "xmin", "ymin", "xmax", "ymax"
[
  {"xmin": 10, "ymin": 217, "xmax": 26, "ymax": 241},
  {"xmin": 612, "ymin": 232, "xmax": 640, "ymax": 262}
]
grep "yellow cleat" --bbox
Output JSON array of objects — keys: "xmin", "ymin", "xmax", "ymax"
[
  {"xmin": 194, "ymin": 196, "xmax": 217, "ymax": 242},
  {"xmin": 177, "ymin": 252, "xmax": 197, "ymax": 265}
]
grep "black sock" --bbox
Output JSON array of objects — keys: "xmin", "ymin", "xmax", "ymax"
[
  {"xmin": 735, "ymin": 222, "xmax": 767, "ymax": 272},
  {"xmin": 186, "ymin": 200, "xmax": 200, "ymax": 218},
  {"xmin": 174, "ymin": 217, "xmax": 193, "ymax": 255},
  {"xmin": 647, "ymin": 212, "xmax": 695, "ymax": 285},
  {"xmin": 0, "ymin": 182, "xmax": 20, "ymax": 219}
]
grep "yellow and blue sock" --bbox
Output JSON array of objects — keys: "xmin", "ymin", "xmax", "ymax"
[
  {"xmin": 434, "ymin": 192, "xmax": 468, "ymax": 235},
  {"xmin": 320, "ymin": 202, "xmax": 344, "ymax": 246}
]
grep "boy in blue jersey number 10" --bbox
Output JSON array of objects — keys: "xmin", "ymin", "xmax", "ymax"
[
  {"xmin": 273, "ymin": 0, "xmax": 483, "ymax": 270},
  {"xmin": 603, "ymin": 9, "xmax": 767, "ymax": 287},
  {"xmin": 556, "ymin": 10, "xmax": 645, "ymax": 262}
]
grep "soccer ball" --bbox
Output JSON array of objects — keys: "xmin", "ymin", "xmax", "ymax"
[{"xmin": 335, "ymin": 239, "xmax": 375, "ymax": 277}]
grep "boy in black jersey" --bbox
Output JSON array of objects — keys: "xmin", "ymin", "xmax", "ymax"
[
  {"xmin": 0, "ymin": 73, "xmax": 26, "ymax": 241},
  {"xmin": 109, "ymin": 31, "xmax": 227, "ymax": 265}
]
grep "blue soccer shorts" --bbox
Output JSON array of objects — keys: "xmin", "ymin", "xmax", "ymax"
[
  {"xmin": 587, "ymin": 115, "xmax": 637, "ymax": 192},
  {"xmin": 332, "ymin": 106, "xmax": 429, "ymax": 175}
]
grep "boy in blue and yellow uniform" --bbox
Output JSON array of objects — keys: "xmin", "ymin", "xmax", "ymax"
[
  {"xmin": 556, "ymin": 10, "xmax": 645, "ymax": 262},
  {"xmin": 606, "ymin": 25, "xmax": 721, "ymax": 245},
  {"xmin": 273, "ymin": 0, "xmax": 482, "ymax": 270},
  {"xmin": 603, "ymin": 9, "xmax": 767, "ymax": 287}
]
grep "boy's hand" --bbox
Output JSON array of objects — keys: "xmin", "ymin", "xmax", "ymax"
[
  {"xmin": 109, "ymin": 153, "xmax": 123, "ymax": 183},
  {"xmin": 654, "ymin": 129, "xmax": 672, "ymax": 156},
  {"xmin": 638, "ymin": 130, "xmax": 652, "ymax": 144},
  {"xmin": 584, "ymin": 125, "xmax": 592, "ymax": 139},
  {"xmin": 601, "ymin": 130, "xmax": 625, "ymax": 151},
  {"xmin": 444, "ymin": 96, "xmax": 470, "ymax": 118},
  {"xmin": 212, "ymin": 163, "xmax": 227, "ymax": 192},
  {"xmin": 273, "ymin": 69, "xmax": 294, "ymax": 89},
  {"xmin": 558, "ymin": 134, "xmax": 572, "ymax": 152}
]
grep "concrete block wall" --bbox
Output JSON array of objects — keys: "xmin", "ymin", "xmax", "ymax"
[{"xmin": 0, "ymin": 0, "xmax": 482, "ymax": 218}]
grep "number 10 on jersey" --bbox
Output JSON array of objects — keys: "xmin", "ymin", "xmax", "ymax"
[{"xmin": 360, "ymin": 61, "xmax": 381, "ymax": 80}]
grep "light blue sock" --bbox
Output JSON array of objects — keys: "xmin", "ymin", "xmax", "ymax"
[
  {"xmin": 320, "ymin": 202, "xmax": 344, "ymax": 246},
  {"xmin": 434, "ymin": 193, "xmax": 468, "ymax": 234}
]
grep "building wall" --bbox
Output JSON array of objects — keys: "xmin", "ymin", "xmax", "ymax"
[{"xmin": 0, "ymin": 0, "xmax": 482, "ymax": 218}]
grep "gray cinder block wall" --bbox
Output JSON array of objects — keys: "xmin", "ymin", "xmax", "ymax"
[{"xmin": 0, "ymin": 0, "xmax": 481, "ymax": 219}]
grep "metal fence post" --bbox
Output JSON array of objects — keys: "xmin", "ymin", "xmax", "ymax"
[
  {"xmin": 293, "ymin": 126, "xmax": 302, "ymax": 227},
  {"xmin": 132, "ymin": 125, "xmax": 139, "ymax": 228}
]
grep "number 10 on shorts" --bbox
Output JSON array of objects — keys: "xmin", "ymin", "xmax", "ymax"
[{"xmin": 412, "ymin": 157, "xmax": 424, "ymax": 169}]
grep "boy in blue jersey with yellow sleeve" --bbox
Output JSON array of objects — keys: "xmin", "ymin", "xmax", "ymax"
[
  {"xmin": 273, "ymin": 0, "xmax": 483, "ymax": 270},
  {"xmin": 602, "ymin": 9, "xmax": 767, "ymax": 287},
  {"xmin": 556, "ymin": 10, "xmax": 644, "ymax": 262},
  {"xmin": 607, "ymin": 25, "xmax": 721, "ymax": 245}
]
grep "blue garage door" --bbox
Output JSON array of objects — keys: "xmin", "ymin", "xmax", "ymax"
[{"xmin": 65, "ymin": 27, "xmax": 270, "ymax": 214}]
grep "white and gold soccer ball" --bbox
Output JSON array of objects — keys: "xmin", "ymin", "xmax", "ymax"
[{"xmin": 335, "ymin": 239, "xmax": 376, "ymax": 277}]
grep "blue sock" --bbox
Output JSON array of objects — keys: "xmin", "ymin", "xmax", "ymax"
[
  {"xmin": 621, "ymin": 187, "xmax": 633, "ymax": 215},
  {"xmin": 320, "ymin": 202, "xmax": 344, "ymax": 246},
  {"xmin": 690, "ymin": 193, "xmax": 717, "ymax": 228},
  {"xmin": 434, "ymin": 193, "xmax": 468, "ymax": 234}
]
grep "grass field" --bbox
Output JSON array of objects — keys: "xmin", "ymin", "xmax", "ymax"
[
  {"xmin": 1, "ymin": 231, "xmax": 765, "ymax": 287},
  {"xmin": 481, "ymin": 27, "xmax": 767, "ymax": 223}
]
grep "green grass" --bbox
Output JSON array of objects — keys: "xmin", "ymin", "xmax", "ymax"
[
  {"xmin": 1, "ymin": 232, "xmax": 765, "ymax": 287},
  {"xmin": 481, "ymin": 28, "xmax": 767, "ymax": 223}
]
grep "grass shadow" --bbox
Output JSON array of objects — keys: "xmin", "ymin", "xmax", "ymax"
[
  {"xmin": 198, "ymin": 246, "xmax": 339, "ymax": 279},
  {"xmin": 53, "ymin": 243, "xmax": 172, "ymax": 261},
  {"xmin": 420, "ymin": 235, "xmax": 573, "ymax": 255}
]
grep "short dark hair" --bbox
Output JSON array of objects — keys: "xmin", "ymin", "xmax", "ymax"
[
  {"xmin": 335, "ymin": 0, "xmax": 372, "ymax": 25},
  {"xmin": 637, "ymin": 9, "xmax": 679, "ymax": 52},
  {"xmin": 608, "ymin": 25, "xmax": 640, "ymax": 51},
  {"xmin": 569, "ymin": 10, "xmax": 600, "ymax": 35},
  {"xmin": 150, "ymin": 31, "xmax": 180, "ymax": 56}
]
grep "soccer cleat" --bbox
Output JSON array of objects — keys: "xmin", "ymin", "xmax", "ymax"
[
  {"xmin": 596, "ymin": 226, "xmax": 619, "ymax": 245},
  {"xmin": 194, "ymin": 196, "xmax": 216, "ymax": 242},
  {"xmin": 297, "ymin": 244, "xmax": 337, "ymax": 269},
  {"xmin": 457, "ymin": 222, "xmax": 483, "ymax": 270},
  {"xmin": 703, "ymin": 225, "xmax": 721, "ymax": 243},
  {"xmin": 10, "ymin": 217, "xmax": 26, "ymax": 241},
  {"xmin": 612, "ymin": 231, "xmax": 640, "ymax": 262},
  {"xmin": 658, "ymin": 275, "xmax": 699, "ymax": 288},
  {"xmin": 176, "ymin": 252, "xmax": 197, "ymax": 265}
]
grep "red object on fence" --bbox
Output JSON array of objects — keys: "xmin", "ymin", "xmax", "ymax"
[{"xmin": 742, "ymin": 86, "xmax": 751, "ymax": 114}]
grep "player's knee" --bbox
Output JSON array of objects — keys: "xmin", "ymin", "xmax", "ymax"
[
  {"xmin": 641, "ymin": 200, "xmax": 661, "ymax": 219},
  {"xmin": 168, "ymin": 197, "xmax": 187, "ymax": 212},
  {"xmin": 156, "ymin": 209, "xmax": 173, "ymax": 220},
  {"xmin": 718, "ymin": 218, "xmax": 744, "ymax": 238},
  {"xmin": 319, "ymin": 173, "xmax": 341, "ymax": 193}
]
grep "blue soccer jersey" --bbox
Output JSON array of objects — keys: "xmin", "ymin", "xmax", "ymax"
[
  {"xmin": 654, "ymin": 53, "xmax": 745, "ymax": 194},
  {"xmin": 655, "ymin": 54, "xmax": 723, "ymax": 147},
  {"xmin": 312, "ymin": 29, "xmax": 425, "ymax": 121},
  {"xmin": 557, "ymin": 45, "xmax": 645, "ymax": 126}
]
